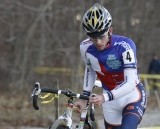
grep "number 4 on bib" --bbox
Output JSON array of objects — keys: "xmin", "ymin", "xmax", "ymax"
[
  {"xmin": 122, "ymin": 50, "xmax": 135, "ymax": 64},
  {"xmin": 126, "ymin": 52, "xmax": 132, "ymax": 62}
]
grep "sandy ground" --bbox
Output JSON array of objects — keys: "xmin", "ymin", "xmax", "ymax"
[{"xmin": 139, "ymin": 108, "xmax": 160, "ymax": 128}]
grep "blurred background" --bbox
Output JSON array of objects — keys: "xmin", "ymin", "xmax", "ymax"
[{"xmin": 0, "ymin": 0, "xmax": 160, "ymax": 128}]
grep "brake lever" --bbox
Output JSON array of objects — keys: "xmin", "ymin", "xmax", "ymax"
[
  {"xmin": 90, "ymin": 94, "xmax": 96, "ymax": 121},
  {"xmin": 29, "ymin": 82, "xmax": 41, "ymax": 101},
  {"xmin": 29, "ymin": 88, "xmax": 37, "ymax": 101}
]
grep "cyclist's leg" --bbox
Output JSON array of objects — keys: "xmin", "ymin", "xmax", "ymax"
[
  {"xmin": 121, "ymin": 83, "xmax": 147, "ymax": 129},
  {"xmin": 103, "ymin": 114, "xmax": 139, "ymax": 129},
  {"xmin": 121, "ymin": 113, "xmax": 140, "ymax": 129},
  {"xmin": 102, "ymin": 100, "xmax": 122, "ymax": 129},
  {"xmin": 102, "ymin": 83, "xmax": 147, "ymax": 129}
]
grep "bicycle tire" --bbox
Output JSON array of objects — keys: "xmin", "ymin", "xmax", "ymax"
[
  {"xmin": 55, "ymin": 125, "xmax": 66, "ymax": 129},
  {"xmin": 50, "ymin": 119, "xmax": 67, "ymax": 129},
  {"xmin": 83, "ymin": 123, "xmax": 90, "ymax": 129},
  {"xmin": 83, "ymin": 122, "xmax": 98, "ymax": 129}
]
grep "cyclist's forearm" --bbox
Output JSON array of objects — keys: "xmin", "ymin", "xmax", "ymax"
[
  {"xmin": 103, "ymin": 68, "xmax": 138, "ymax": 101},
  {"xmin": 83, "ymin": 65, "xmax": 97, "ymax": 96}
]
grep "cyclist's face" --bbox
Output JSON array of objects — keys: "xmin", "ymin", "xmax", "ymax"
[
  {"xmin": 90, "ymin": 32, "xmax": 109, "ymax": 50},
  {"xmin": 90, "ymin": 28, "xmax": 112, "ymax": 50}
]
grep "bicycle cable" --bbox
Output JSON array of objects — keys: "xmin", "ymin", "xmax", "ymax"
[{"xmin": 38, "ymin": 93, "xmax": 59, "ymax": 104}]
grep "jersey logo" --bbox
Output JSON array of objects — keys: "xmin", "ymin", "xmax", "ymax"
[
  {"xmin": 127, "ymin": 105, "xmax": 134, "ymax": 110},
  {"xmin": 106, "ymin": 54, "xmax": 122, "ymax": 69},
  {"xmin": 114, "ymin": 41, "xmax": 131, "ymax": 50}
]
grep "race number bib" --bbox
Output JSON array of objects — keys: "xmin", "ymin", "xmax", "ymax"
[{"xmin": 122, "ymin": 49, "xmax": 135, "ymax": 64}]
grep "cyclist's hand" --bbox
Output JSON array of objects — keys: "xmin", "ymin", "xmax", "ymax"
[
  {"xmin": 74, "ymin": 100, "xmax": 87, "ymax": 113},
  {"xmin": 89, "ymin": 95, "xmax": 105, "ymax": 107}
]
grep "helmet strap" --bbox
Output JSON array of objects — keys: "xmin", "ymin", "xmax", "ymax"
[{"xmin": 108, "ymin": 32, "xmax": 111, "ymax": 43}]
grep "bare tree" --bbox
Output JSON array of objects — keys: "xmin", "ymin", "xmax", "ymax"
[{"xmin": 0, "ymin": 0, "xmax": 159, "ymax": 92}]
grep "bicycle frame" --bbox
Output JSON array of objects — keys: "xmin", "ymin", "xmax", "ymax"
[
  {"xmin": 57, "ymin": 99, "xmax": 74, "ymax": 128},
  {"xmin": 78, "ymin": 104, "xmax": 90, "ymax": 129},
  {"xmin": 56, "ymin": 97, "xmax": 90, "ymax": 129}
]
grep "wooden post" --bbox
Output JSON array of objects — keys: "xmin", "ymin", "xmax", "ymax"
[
  {"xmin": 154, "ymin": 90, "xmax": 160, "ymax": 111},
  {"xmin": 54, "ymin": 81, "xmax": 59, "ymax": 119},
  {"xmin": 144, "ymin": 78, "xmax": 150, "ymax": 97}
]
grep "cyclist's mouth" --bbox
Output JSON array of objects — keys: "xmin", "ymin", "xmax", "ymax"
[{"xmin": 97, "ymin": 45, "xmax": 103, "ymax": 49}]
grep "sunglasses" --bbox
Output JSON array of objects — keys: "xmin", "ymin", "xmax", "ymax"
[{"xmin": 89, "ymin": 31, "xmax": 108, "ymax": 40}]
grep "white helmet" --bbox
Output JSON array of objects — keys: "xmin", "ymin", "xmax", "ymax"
[{"xmin": 82, "ymin": 3, "xmax": 112, "ymax": 37}]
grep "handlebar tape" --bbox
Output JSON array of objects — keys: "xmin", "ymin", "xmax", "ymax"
[
  {"xmin": 33, "ymin": 95, "xmax": 39, "ymax": 110},
  {"xmin": 79, "ymin": 95, "xmax": 89, "ymax": 100}
]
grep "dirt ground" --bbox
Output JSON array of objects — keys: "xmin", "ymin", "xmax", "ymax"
[
  {"xmin": 0, "ymin": 91, "xmax": 160, "ymax": 129},
  {"xmin": 139, "ymin": 108, "xmax": 160, "ymax": 128}
]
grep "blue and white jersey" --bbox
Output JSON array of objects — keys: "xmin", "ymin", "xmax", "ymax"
[{"xmin": 80, "ymin": 34, "xmax": 140, "ymax": 100}]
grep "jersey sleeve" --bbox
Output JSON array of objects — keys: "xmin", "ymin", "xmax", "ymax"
[
  {"xmin": 122, "ymin": 38, "xmax": 137, "ymax": 69},
  {"xmin": 80, "ymin": 40, "xmax": 97, "ymax": 96}
]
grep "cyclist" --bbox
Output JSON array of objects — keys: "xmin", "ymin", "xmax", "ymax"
[{"xmin": 75, "ymin": 3, "xmax": 147, "ymax": 129}]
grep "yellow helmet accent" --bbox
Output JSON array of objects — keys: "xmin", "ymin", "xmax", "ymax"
[{"xmin": 82, "ymin": 3, "xmax": 112, "ymax": 33}]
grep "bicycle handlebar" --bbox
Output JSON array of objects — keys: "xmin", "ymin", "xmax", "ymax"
[{"xmin": 30, "ymin": 82, "xmax": 89, "ymax": 110}]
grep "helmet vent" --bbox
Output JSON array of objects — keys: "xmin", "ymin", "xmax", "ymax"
[
  {"xmin": 95, "ymin": 22, "xmax": 99, "ymax": 29},
  {"xmin": 99, "ymin": 22, "xmax": 103, "ymax": 30},
  {"xmin": 96, "ymin": 10, "xmax": 99, "ymax": 18},
  {"xmin": 87, "ymin": 24, "xmax": 92, "ymax": 29},
  {"xmin": 105, "ymin": 23, "xmax": 109, "ymax": 28},
  {"xmin": 100, "ymin": 16, "xmax": 103, "ymax": 20},
  {"xmin": 88, "ymin": 12, "xmax": 91, "ymax": 19},
  {"xmin": 85, "ymin": 18, "xmax": 88, "ymax": 23},
  {"xmin": 92, "ymin": 19, "xmax": 94, "ymax": 27},
  {"xmin": 99, "ymin": 9, "xmax": 102, "ymax": 15},
  {"xmin": 105, "ymin": 23, "xmax": 109, "ymax": 27}
]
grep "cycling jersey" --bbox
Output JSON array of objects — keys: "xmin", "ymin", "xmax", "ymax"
[{"xmin": 80, "ymin": 34, "xmax": 140, "ymax": 100}]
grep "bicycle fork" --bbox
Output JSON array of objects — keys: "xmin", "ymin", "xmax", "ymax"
[{"xmin": 58, "ymin": 104, "xmax": 73, "ymax": 129}]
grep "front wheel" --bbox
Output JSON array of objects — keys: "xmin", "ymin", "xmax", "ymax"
[
  {"xmin": 50, "ymin": 119, "xmax": 68, "ymax": 129},
  {"xmin": 55, "ymin": 125, "xmax": 67, "ymax": 129},
  {"xmin": 83, "ymin": 123, "xmax": 91, "ymax": 129}
]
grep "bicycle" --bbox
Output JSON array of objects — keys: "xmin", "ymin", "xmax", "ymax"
[{"xmin": 29, "ymin": 80, "xmax": 102, "ymax": 129}]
